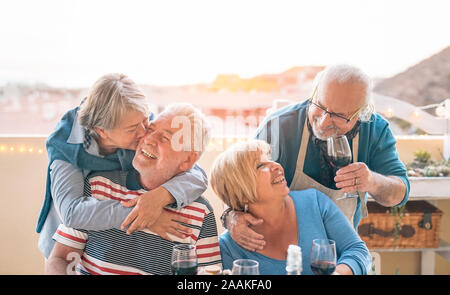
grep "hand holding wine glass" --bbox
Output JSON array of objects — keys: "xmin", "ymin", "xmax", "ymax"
[
  {"xmin": 327, "ymin": 135, "xmax": 359, "ymax": 200},
  {"xmin": 171, "ymin": 244, "xmax": 198, "ymax": 275},
  {"xmin": 310, "ymin": 239, "xmax": 336, "ymax": 275}
]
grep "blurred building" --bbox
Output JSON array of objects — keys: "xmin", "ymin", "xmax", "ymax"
[{"xmin": 0, "ymin": 66, "xmax": 323, "ymax": 136}]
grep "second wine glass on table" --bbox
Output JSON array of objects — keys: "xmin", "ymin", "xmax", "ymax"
[
  {"xmin": 310, "ymin": 239, "xmax": 337, "ymax": 275},
  {"xmin": 231, "ymin": 259, "xmax": 259, "ymax": 275},
  {"xmin": 171, "ymin": 244, "xmax": 198, "ymax": 275},
  {"xmin": 327, "ymin": 135, "xmax": 359, "ymax": 200}
]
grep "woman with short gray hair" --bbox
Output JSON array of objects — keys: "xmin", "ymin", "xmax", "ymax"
[
  {"xmin": 37, "ymin": 73, "xmax": 208, "ymax": 258},
  {"xmin": 78, "ymin": 73, "xmax": 150, "ymax": 150}
]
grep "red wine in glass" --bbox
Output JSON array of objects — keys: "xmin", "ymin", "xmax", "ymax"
[
  {"xmin": 310, "ymin": 261, "xmax": 336, "ymax": 275},
  {"xmin": 171, "ymin": 244, "xmax": 198, "ymax": 275},
  {"xmin": 327, "ymin": 136, "xmax": 358, "ymax": 199},
  {"xmin": 171, "ymin": 260, "xmax": 198, "ymax": 275},
  {"xmin": 310, "ymin": 239, "xmax": 337, "ymax": 275},
  {"xmin": 330, "ymin": 156, "xmax": 352, "ymax": 170}
]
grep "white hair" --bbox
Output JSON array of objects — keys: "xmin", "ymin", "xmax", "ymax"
[
  {"xmin": 312, "ymin": 64, "xmax": 374, "ymax": 122},
  {"xmin": 158, "ymin": 103, "xmax": 211, "ymax": 158},
  {"xmin": 78, "ymin": 73, "xmax": 150, "ymax": 138}
]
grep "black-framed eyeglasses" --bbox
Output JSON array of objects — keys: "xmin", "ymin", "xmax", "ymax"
[{"xmin": 308, "ymin": 85, "xmax": 362, "ymax": 124}]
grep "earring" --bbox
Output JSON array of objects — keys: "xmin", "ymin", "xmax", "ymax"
[{"xmin": 244, "ymin": 204, "xmax": 248, "ymax": 213}]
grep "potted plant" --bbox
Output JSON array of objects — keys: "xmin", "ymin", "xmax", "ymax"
[{"xmin": 406, "ymin": 150, "xmax": 450, "ymax": 199}]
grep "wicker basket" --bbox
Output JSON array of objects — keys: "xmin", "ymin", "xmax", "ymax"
[{"xmin": 357, "ymin": 201, "xmax": 443, "ymax": 249}]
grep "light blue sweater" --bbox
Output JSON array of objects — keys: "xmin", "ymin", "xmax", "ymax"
[{"xmin": 219, "ymin": 189, "xmax": 372, "ymax": 275}]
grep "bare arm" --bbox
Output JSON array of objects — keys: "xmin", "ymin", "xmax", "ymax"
[
  {"xmin": 45, "ymin": 242, "xmax": 84, "ymax": 275},
  {"xmin": 366, "ymin": 174, "xmax": 406, "ymax": 207},
  {"xmin": 335, "ymin": 163, "xmax": 406, "ymax": 207}
]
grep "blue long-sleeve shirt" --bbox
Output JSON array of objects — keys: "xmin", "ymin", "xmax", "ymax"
[
  {"xmin": 219, "ymin": 189, "xmax": 372, "ymax": 275},
  {"xmin": 38, "ymin": 109, "xmax": 208, "ymax": 258},
  {"xmin": 255, "ymin": 100, "xmax": 410, "ymax": 228}
]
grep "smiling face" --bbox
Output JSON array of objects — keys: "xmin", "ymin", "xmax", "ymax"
[
  {"xmin": 254, "ymin": 153, "xmax": 290, "ymax": 205},
  {"xmin": 132, "ymin": 114, "xmax": 196, "ymax": 189},
  {"xmin": 99, "ymin": 109, "xmax": 149, "ymax": 150}
]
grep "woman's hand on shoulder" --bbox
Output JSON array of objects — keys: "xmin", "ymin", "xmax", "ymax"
[{"xmin": 120, "ymin": 186, "xmax": 174, "ymax": 235}]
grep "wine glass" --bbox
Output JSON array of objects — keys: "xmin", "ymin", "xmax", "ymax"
[
  {"xmin": 327, "ymin": 135, "xmax": 359, "ymax": 200},
  {"xmin": 231, "ymin": 259, "xmax": 259, "ymax": 275},
  {"xmin": 171, "ymin": 244, "xmax": 198, "ymax": 275},
  {"xmin": 310, "ymin": 239, "xmax": 337, "ymax": 275}
]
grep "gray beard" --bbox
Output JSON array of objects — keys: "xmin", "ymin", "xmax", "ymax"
[{"xmin": 311, "ymin": 118, "xmax": 338, "ymax": 140}]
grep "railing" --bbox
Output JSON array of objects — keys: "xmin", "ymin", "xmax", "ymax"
[
  {"xmin": 1, "ymin": 93, "xmax": 450, "ymax": 274},
  {"xmin": 269, "ymin": 94, "xmax": 450, "ymax": 160},
  {"xmin": 1, "ymin": 134, "xmax": 449, "ymax": 274}
]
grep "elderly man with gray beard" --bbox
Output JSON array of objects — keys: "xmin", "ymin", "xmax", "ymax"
[{"xmin": 222, "ymin": 64, "xmax": 410, "ymax": 252}]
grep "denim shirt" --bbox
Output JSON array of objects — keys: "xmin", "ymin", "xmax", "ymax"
[{"xmin": 38, "ymin": 113, "xmax": 208, "ymax": 258}]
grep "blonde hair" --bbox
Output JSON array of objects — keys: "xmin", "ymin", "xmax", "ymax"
[
  {"xmin": 210, "ymin": 139, "xmax": 271, "ymax": 211},
  {"xmin": 78, "ymin": 73, "xmax": 150, "ymax": 138},
  {"xmin": 159, "ymin": 103, "xmax": 211, "ymax": 159}
]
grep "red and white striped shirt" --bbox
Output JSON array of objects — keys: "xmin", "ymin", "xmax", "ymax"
[{"xmin": 53, "ymin": 172, "xmax": 222, "ymax": 275}]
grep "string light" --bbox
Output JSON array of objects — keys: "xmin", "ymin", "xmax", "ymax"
[
  {"xmin": 0, "ymin": 136, "xmax": 249, "ymax": 154},
  {"xmin": 435, "ymin": 105, "xmax": 446, "ymax": 117},
  {"xmin": 382, "ymin": 99, "xmax": 449, "ymax": 120},
  {"xmin": 384, "ymin": 108, "xmax": 394, "ymax": 118},
  {"xmin": 412, "ymin": 109, "xmax": 421, "ymax": 120},
  {"xmin": 0, "ymin": 144, "xmax": 45, "ymax": 154}
]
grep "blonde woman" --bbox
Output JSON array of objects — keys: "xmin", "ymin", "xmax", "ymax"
[
  {"xmin": 38, "ymin": 73, "xmax": 207, "ymax": 258},
  {"xmin": 211, "ymin": 140, "xmax": 371, "ymax": 275}
]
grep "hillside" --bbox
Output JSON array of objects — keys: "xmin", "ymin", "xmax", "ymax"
[{"xmin": 374, "ymin": 46, "xmax": 450, "ymax": 106}]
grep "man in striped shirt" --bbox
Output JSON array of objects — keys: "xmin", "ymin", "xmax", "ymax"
[{"xmin": 45, "ymin": 103, "xmax": 222, "ymax": 275}]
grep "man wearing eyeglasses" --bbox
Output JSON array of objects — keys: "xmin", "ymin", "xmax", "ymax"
[{"xmin": 221, "ymin": 64, "xmax": 410, "ymax": 252}]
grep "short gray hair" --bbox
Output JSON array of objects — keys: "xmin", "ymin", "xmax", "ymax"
[
  {"xmin": 78, "ymin": 73, "xmax": 150, "ymax": 138},
  {"xmin": 312, "ymin": 64, "xmax": 374, "ymax": 122},
  {"xmin": 158, "ymin": 103, "xmax": 211, "ymax": 158}
]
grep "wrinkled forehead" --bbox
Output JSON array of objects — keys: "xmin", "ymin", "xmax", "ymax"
[
  {"xmin": 150, "ymin": 114, "xmax": 179, "ymax": 132},
  {"xmin": 148, "ymin": 114, "xmax": 194, "ymax": 152},
  {"xmin": 320, "ymin": 79, "xmax": 365, "ymax": 97},
  {"xmin": 319, "ymin": 81, "xmax": 366, "ymax": 110}
]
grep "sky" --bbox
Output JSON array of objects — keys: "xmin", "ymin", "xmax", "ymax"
[{"xmin": 0, "ymin": 0, "xmax": 449, "ymax": 88}]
